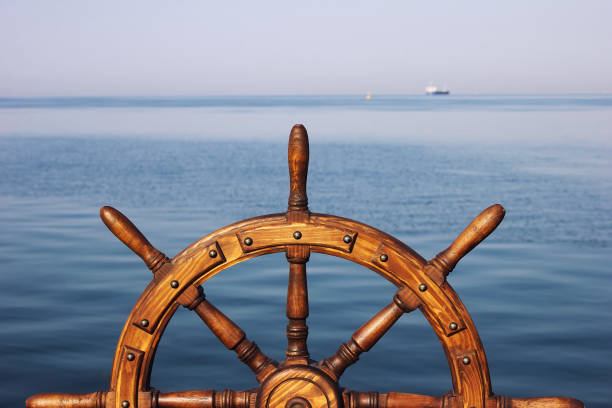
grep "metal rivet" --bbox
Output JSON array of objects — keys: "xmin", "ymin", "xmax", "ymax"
[
  {"xmin": 343, "ymin": 235, "xmax": 352, "ymax": 244},
  {"xmin": 293, "ymin": 231, "xmax": 302, "ymax": 240},
  {"xmin": 209, "ymin": 249, "xmax": 217, "ymax": 258},
  {"xmin": 126, "ymin": 353, "xmax": 135, "ymax": 361},
  {"xmin": 121, "ymin": 401, "xmax": 130, "ymax": 408},
  {"xmin": 170, "ymin": 280, "xmax": 179, "ymax": 289},
  {"xmin": 449, "ymin": 322, "xmax": 458, "ymax": 331},
  {"xmin": 244, "ymin": 237, "xmax": 253, "ymax": 246},
  {"xmin": 418, "ymin": 283, "xmax": 428, "ymax": 292},
  {"xmin": 140, "ymin": 319, "xmax": 149, "ymax": 327},
  {"xmin": 379, "ymin": 254, "xmax": 388, "ymax": 262},
  {"xmin": 462, "ymin": 356, "xmax": 471, "ymax": 365}
]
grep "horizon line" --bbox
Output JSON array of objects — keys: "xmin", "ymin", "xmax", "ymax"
[{"xmin": 2, "ymin": 92, "xmax": 612, "ymax": 99}]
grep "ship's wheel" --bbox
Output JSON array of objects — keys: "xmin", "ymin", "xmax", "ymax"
[{"xmin": 27, "ymin": 125, "xmax": 584, "ymax": 408}]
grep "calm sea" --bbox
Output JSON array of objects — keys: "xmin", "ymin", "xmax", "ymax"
[{"xmin": 0, "ymin": 95, "xmax": 611, "ymax": 407}]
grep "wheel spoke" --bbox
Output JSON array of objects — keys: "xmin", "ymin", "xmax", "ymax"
[
  {"xmin": 343, "ymin": 391, "xmax": 443, "ymax": 408},
  {"xmin": 285, "ymin": 244, "xmax": 310, "ymax": 363},
  {"xmin": 283, "ymin": 124, "xmax": 312, "ymax": 364},
  {"xmin": 100, "ymin": 206, "xmax": 169, "ymax": 274},
  {"xmin": 25, "ymin": 389, "xmax": 257, "ymax": 408},
  {"xmin": 26, "ymin": 391, "xmax": 106, "ymax": 408},
  {"xmin": 319, "ymin": 287, "xmax": 420, "ymax": 380},
  {"xmin": 157, "ymin": 389, "xmax": 257, "ymax": 408},
  {"xmin": 342, "ymin": 390, "xmax": 585, "ymax": 408},
  {"xmin": 177, "ymin": 286, "xmax": 277, "ymax": 382},
  {"xmin": 425, "ymin": 204, "xmax": 505, "ymax": 285}
]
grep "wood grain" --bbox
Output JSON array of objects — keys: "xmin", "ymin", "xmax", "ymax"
[
  {"xmin": 157, "ymin": 390, "xmax": 255, "ymax": 408},
  {"xmin": 178, "ymin": 285, "xmax": 277, "ymax": 383},
  {"xmin": 285, "ymin": 244, "xmax": 311, "ymax": 363},
  {"xmin": 429, "ymin": 204, "xmax": 505, "ymax": 280},
  {"xmin": 257, "ymin": 366, "xmax": 340, "ymax": 408},
  {"xmin": 342, "ymin": 391, "xmax": 585, "ymax": 408},
  {"xmin": 287, "ymin": 124, "xmax": 309, "ymax": 212},
  {"xmin": 100, "ymin": 206, "xmax": 168, "ymax": 273},
  {"xmin": 236, "ymin": 224, "xmax": 356, "ymax": 254},
  {"xmin": 26, "ymin": 391, "xmax": 106, "ymax": 408},
  {"xmin": 26, "ymin": 390, "xmax": 584, "ymax": 408},
  {"xmin": 319, "ymin": 287, "xmax": 419, "ymax": 380}
]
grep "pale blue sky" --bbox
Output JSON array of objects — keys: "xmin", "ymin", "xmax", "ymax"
[{"xmin": 1, "ymin": 1, "xmax": 611, "ymax": 96}]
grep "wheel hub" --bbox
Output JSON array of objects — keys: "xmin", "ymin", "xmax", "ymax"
[{"xmin": 257, "ymin": 365, "xmax": 341, "ymax": 408}]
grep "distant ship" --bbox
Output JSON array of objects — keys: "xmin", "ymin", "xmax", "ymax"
[{"xmin": 425, "ymin": 84, "xmax": 450, "ymax": 95}]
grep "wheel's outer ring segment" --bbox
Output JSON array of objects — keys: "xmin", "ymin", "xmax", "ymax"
[{"xmin": 108, "ymin": 213, "xmax": 492, "ymax": 408}]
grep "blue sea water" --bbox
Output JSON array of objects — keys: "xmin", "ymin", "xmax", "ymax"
[{"xmin": 0, "ymin": 95, "xmax": 611, "ymax": 407}]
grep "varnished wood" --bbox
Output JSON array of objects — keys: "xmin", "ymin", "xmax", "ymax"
[
  {"xmin": 504, "ymin": 397, "xmax": 584, "ymax": 408},
  {"xmin": 285, "ymin": 245, "xmax": 311, "ymax": 363},
  {"xmin": 129, "ymin": 241, "xmax": 225, "ymax": 335},
  {"xmin": 287, "ymin": 124, "xmax": 309, "ymax": 212},
  {"xmin": 178, "ymin": 285, "xmax": 277, "ymax": 383},
  {"xmin": 26, "ymin": 390, "xmax": 584, "ymax": 408},
  {"xmin": 343, "ymin": 391, "xmax": 387, "ymax": 408},
  {"xmin": 285, "ymin": 127, "xmax": 311, "ymax": 365},
  {"xmin": 319, "ymin": 287, "xmax": 419, "ymax": 380},
  {"xmin": 27, "ymin": 125, "xmax": 584, "ymax": 408},
  {"xmin": 100, "ymin": 206, "xmax": 169, "ymax": 273},
  {"xmin": 157, "ymin": 390, "xmax": 255, "ymax": 408},
  {"xmin": 427, "ymin": 204, "xmax": 505, "ymax": 284},
  {"xmin": 194, "ymin": 295, "xmax": 245, "ymax": 349},
  {"xmin": 26, "ymin": 391, "xmax": 106, "ymax": 408},
  {"xmin": 257, "ymin": 365, "xmax": 341, "ymax": 408},
  {"xmin": 26, "ymin": 390, "xmax": 257, "ymax": 408},
  {"xmin": 237, "ymin": 223, "xmax": 356, "ymax": 255},
  {"xmin": 342, "ymin": 391, "xmax": 584, "ymax": 408},
  {"xmin": 384, "ymin": 392, "xmax": 440, "ymax": 408}
]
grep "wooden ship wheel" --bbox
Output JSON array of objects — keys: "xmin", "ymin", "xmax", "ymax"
[{"xmin": 27, "ymin": 125, "xmax": 584, "ymax": 408}]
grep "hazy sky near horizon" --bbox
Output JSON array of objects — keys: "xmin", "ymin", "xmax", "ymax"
[{"xmin": 1, "ymin": 1, "xmax": 611, "ymax": 96}]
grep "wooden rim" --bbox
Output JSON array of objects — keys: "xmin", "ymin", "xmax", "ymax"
[{"xmin": 109, "ymin": 212, "xmax": 491, "ymax": 408}]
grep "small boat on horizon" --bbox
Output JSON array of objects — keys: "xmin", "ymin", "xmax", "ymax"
[{"xmin": 425, "ymin": 83, "xmax": 450, "ymax": 95}]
